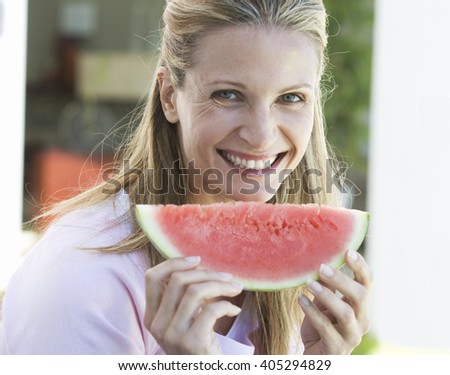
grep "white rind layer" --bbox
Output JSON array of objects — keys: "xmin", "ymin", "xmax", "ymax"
[
  {"xmin": 135, "ymin": 204, "xmax": 370, "ymax": 291},
  {"xmin": 135, "ymin": 204, "xmax": 182, "ymax": 259},
  {"xmin": 346, "ymin": 209, "xmax": 370, "ymax": 252}
]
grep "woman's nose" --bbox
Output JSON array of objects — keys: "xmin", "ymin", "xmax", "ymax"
[{"xmin": 238, "ymin": 106, "xmax": 278, "ymax": 151}]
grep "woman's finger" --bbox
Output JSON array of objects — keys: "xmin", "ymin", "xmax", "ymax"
[
  {"xmin": 345, "ymin": 250, "xmax": 373, "ymax": 288},
  {"xmin": 144, "ymin": 256, "xmax": 201, "ymax": 327},
  {"xmin": 172, "ymin": 280, "xmax": 243, "ymax": 331},
  {"xmin": 307, "ymin": 280, "xmax": 336, "ymax": 313},
  {"xmin": 299, "ymin": 294, "xmax": 344, "ymax": 353},
  {"xmin": 306, "ymin": 279, "xmax": 360, "ymax": 346},
  {"xmin": 155, "ymin": 270, "xmax": 241, "ymax": 332},
  {"xmin": 316, "ymin": 261, "xmax": 370, "ymax": 321},
  {"xmin": 189, "ymin": 300, "xmax": 242, "ymax": 340}
]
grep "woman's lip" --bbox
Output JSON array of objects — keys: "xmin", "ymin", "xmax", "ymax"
[
  {"xmin": 218, "ymin": 150, "xmax": 287, "ymax": 175},
  {"xmin": 218, "ymin": 149, "xmax": 280, "ymax": 161}
]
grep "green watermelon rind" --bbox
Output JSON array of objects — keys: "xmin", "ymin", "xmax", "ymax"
[{"xmin": 135, "ymin": 204, "xmax": 369, "ymax": 291}]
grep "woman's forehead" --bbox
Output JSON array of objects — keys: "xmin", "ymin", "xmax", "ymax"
[{"xmin": 186, "ymin": 25, "xmax": 320, "ymax": 89}]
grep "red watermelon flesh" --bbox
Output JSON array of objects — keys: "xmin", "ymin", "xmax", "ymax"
[{"xmin": 135, "ymin": 202, "xmax": 369, "ymax": 291}]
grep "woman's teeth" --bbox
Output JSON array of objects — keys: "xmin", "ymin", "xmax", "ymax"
[{"xmin": 222, "ymin": 151, "xmax": 277, "ymax": 170}]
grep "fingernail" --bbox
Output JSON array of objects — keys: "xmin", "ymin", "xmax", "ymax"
[
  {"xmin": 319, "ymin": 263, "xmax": 334, "ymax": 278},
  {"xmin": 307, "ymin": 279, "xmax": 323, "ymax": 294},
  {"xmin": 185, "ymin": 256, "xmax": 201, "ymax": 263},
  {"xmin": 231, "ymin": 305, "xmax": 242, "ymax": 315},
  {"xmin": 231, "ymin": 282, "xmax": 244, "ymax": 290},
  {"xmin": 348, "ymin": 250, "xmax": 358, "ymax": 262},
  {"xmin": 218, "ymin": 272, "xmax": 233, "ymax": 280},
  {"xmin": 299, "ymin": 294, "xmax": 311, "ymax": 306}
]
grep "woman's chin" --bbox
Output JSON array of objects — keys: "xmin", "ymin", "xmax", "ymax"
[
  {"xmin": 221, "ymin": 187, "xmax": 277, "ymax": 203},
  {"xmin": 187, "ymin": 193, "xmax": 275, "ymax": 205},
  {"xmin": 231, "ymin": 193, "xmax": 275, "ymax": 203}
]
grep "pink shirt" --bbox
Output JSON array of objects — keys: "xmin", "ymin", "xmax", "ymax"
[{"xmin": 0, "ymin": 192, "xmax": 302, "ymax": 355}]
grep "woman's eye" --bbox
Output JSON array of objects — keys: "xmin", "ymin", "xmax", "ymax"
[
  {"xmin": 213, "ymin": 91, "xmax": 239, "ymax": 101},
  {"xmin": 280, "ymin": 93, "xmax": 303, "ymax": 103}
]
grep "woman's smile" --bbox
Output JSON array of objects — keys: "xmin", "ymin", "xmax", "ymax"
[{"xmin": 217, "ymin": 149, "xmax": 286, "ymax": 176}]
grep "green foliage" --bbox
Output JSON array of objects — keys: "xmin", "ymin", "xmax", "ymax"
[
  {"xmin": 351, "ymin": 332, "xmax": 379, "ymax": 355},
  {"xmin": 323, "ymin": 0, "xmax": 374, "ymax": 173}
]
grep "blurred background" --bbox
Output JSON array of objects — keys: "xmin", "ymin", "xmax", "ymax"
[
  {"xmin": 1, "ymin": 0, "xmax": 449, "ymax": 355},
  {"xmin": 23, "ymin": 0, "xmax": 164, "ymax": 222}
]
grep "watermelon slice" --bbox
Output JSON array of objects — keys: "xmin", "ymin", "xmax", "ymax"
[{"xmin": 135, "ymin": 202, "xmax": 369, "ymax": 291}]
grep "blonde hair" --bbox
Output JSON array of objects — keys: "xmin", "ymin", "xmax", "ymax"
[{"xmin": 38, "ymin": 0, "xmax": 342, "ymax": 355}]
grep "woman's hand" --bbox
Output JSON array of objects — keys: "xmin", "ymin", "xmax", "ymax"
[
  {"xmin": 299, "ymin": 250, "xmax": 372, "ymax": 355},
  {"xmin": 144, "ymin": 256, "xmax": 243, "ymax": 354}
]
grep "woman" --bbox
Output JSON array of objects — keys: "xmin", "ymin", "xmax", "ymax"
[{"xmin": 1, "ymin": 0, "xmax": 371, "ymax": 355}]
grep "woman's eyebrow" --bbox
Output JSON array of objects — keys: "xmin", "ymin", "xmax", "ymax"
[
  {"xmin": 207, "ymin": 80, "xmax": 247, "ymax": 89},
  {"xmin": 207, "ymin": 80, "xmax": 313, "ymax": 92},
  {"xmin": 282, "ymin": 83, "xmax": 313, "ymax": 91}
]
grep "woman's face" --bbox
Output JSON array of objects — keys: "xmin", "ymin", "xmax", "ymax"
[{"xmin": 161, "ymin": 25, "xmax": 320, "ymax": 203}]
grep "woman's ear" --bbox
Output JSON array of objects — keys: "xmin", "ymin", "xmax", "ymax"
[{"xmin": 157, "ymin": 67, "xmax": 179, "ymax": 124}]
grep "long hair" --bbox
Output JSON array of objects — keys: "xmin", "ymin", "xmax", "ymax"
[{"xmin": 38, "ymin": 0, "xmax": 342, "ymax": 354}]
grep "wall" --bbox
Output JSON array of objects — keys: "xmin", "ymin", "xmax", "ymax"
[{"xmin": 368, "ymin": 0, "xmax": 450, "ymax": 350}]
